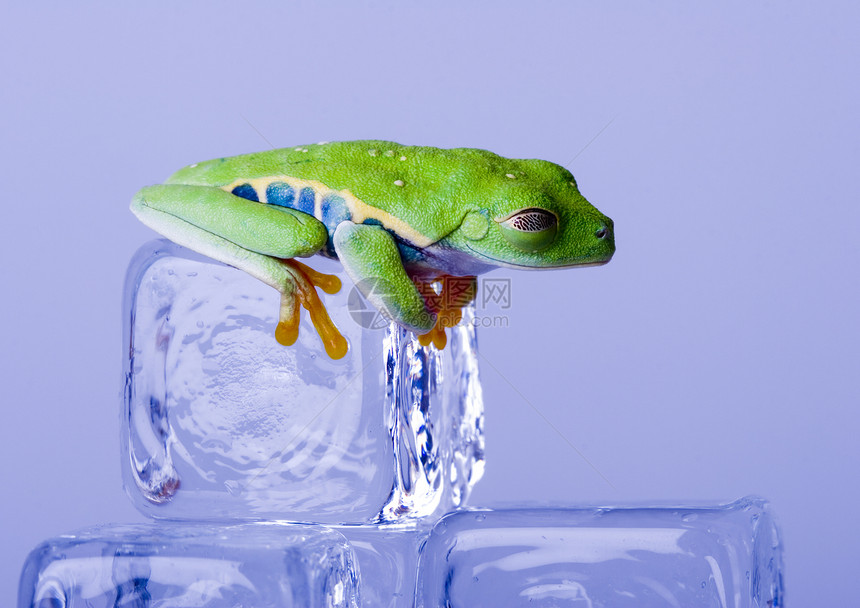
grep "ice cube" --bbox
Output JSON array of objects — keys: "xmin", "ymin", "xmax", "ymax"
[
  {"xmin": 121, "ymin": 240, "xmax": 485, "ymax": 524},
  {"xmin": 415, "ymin": 497, "xmax": 783, "ymax": 608},
  {"xmin": 19, "ymin": 522, "xmax": 359, "ymax": 607},
  {"xmin": 337, "ymin": 524, "xmax": 427, "ymax": 608}
]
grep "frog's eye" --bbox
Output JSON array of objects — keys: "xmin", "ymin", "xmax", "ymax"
[{"xmin": 497, "ymin": 208, "xmax": 558, "ymax": 252}]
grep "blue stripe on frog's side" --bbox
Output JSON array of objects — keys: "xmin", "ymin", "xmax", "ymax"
[
  {"xmin": 228, "ymin": 179, "xmax": 435, "ymax": 264},
  {"xmin": 265, "ymin": 182, "xmax": 295, "ymax": 207},
  {"xmin": 320, "ymin": 193, "xmax": 352, "ymax": 257},
  {"xmin": 297, "ymin": 187, "xmax": 316, "ymax": 215},
  {"xmin": 231, "ymin": 182, "xmax": 312, "ymax": 217},
  {"xmin": 321, "ymin": 194, "xmax": 350, "ymax": 229},
  {"xmin": 231, "ymin": 183, "xmax": 259, "ymax": 202}
]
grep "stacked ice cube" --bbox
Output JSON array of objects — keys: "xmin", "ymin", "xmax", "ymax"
[{"xmin": 19, "ymin": 241, "xmax": 784, "ymax": 607}]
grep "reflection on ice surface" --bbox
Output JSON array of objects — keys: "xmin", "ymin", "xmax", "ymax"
[{"xmin": 458, "ymin": 526, "xmax": 688, "ymax": 565}]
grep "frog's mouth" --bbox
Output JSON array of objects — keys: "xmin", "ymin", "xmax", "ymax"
[{"xmin": 464, "ymin": 244, "xmax": 613, "ymax": 270}]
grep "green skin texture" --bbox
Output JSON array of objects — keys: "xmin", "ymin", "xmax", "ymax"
[{"xmin": 131, "ymin": 140, "xmax": 615, "ymax": 335}]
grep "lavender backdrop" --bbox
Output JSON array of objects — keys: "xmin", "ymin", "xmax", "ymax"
[{"xmin": 2, "ymin": 2, "xmax": 857, "ymax": 605}]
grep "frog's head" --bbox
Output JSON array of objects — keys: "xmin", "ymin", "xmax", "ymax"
[{"xmin": 448, "ymin": 161, "xmax": 615, "ymax": 270}]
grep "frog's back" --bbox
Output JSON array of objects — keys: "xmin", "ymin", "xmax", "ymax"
[{"xmin": 166, "ymin": 141, "xmax": 529, "ymax": 245}]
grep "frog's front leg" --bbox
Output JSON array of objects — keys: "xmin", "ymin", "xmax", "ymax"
[
  {"xmin": 414, "ymin": 275, "xmax": 478, "ymax": 350},
  {"xmin": 332, "ymin": 221, "xmax": 437, "ymax": 335},
  {"xmin": 131, "ymin": 184, "xmax": 348, "ymax": 358}
]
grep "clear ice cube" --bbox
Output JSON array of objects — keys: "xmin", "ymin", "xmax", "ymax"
[
  {"xmin": 121, "ymin": 240, "xmax": 484, "ymax": 524},
  {"xmin": 18, "ymin": 522, "xmax": 359, "ymax": 607},
  {"xmin": 415, "ymin": 497, "xmax": 783, "ymax": 608},
  {"xmin": 336, "ymin": 525, "xmax": 427, "ymax": 608}
]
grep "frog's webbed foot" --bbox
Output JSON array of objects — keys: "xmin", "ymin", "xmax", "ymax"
[
  {"xmin": 275, "ymin": 259, "xmax": 348, "ymax": 359},
  {"xmin": 415, "ymin": 275, "xmax": 477, "ymax": 350}
]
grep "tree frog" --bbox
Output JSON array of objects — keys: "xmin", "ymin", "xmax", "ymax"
[{"xmin": 131, "ymin": 140, "xmax": 615, "ymax": 359}]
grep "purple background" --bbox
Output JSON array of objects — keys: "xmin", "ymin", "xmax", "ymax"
[{"xmin": 2, "ymin": 2, "xmax": 857, "ymax": 605}]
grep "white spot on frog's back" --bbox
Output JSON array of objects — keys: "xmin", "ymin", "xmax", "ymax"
[
  {"xmin": 505, "ymin": 173, "xmax": 516, "ymax": 179},
  {"xmin": 394, "ymin": 180, "xmax": 405, "ymax": 187}
]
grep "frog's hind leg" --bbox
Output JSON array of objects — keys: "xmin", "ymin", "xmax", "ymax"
[{"xmin": 131, "ymin": 184, "xmax": 347, "ymax": 358}]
